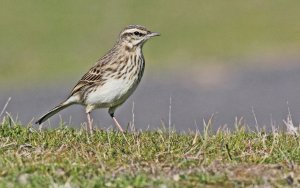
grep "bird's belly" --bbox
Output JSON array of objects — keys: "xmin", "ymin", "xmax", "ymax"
[{"xmin": 85, "ymin": 78, "xmax": 138, "ymax": 108}]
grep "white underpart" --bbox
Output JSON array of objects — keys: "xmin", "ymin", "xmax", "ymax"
[
  {"xmin": 85, "ymin": 47, "xmax": 143, "ymax": 111},
  {"xmin": 86, "ymin": 78, "xmax": 137, "ymax": 108}
]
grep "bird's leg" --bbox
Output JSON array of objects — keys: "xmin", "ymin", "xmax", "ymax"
[
  {"xmin": 112, "ymin": 115, "xmax": 124, "ymax": 133},
  {"xmin": 86, "ymin": 112, "xmax": 93, "ymax": 134},
  {"xmin": 109, "ymin": 108, "xmax": 124, "ymax": 132},
  {"xmin": 108, "ymin": 108, "xmax": 130, "ymax": 145}
]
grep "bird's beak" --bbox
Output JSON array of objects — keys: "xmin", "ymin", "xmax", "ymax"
[{"xmin": 147, "ymin": 32, "xmax": 160, "ymax": 37}]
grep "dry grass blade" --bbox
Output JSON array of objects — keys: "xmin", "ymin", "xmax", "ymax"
[
  {"xmin": 0, "ymin": 97, "xmax": 11, "ymax": 118},
  {"xmin": 283, "ymin": 108, "xmax": 299, "ymax": 136}
]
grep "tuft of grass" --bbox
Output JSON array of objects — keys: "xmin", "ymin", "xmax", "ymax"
[{"xmin": 1, "ymin": 117, "xmax": 300, "ymax": 187}]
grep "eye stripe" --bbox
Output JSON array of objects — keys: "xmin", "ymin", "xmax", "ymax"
[
  {"xmin": 120, "ymin": 28, "xmax": 147, "ymax": 39},
  {"xmin": 133, "ymin": 31, "xmax": 145, "ymax": 37}
]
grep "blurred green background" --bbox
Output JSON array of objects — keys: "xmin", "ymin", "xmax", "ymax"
[{"xmin": 1, "ymin": 0, "xmax": 300, "ymax": 86}]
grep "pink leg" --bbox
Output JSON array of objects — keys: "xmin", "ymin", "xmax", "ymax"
[
  {"xmin": 86, "ymin": 112, "xmax": 93, "ymax": 134},
  {"xmin": 109, "ymin": 108, "xmax": 124, "ymax": 132},
  {"xmin": 112, "ymin": 116, "xmax": 124, "ymax": 132},
  {"xmin": 109, "ymin": 110, "xmax": 129, "ymax": 144}
]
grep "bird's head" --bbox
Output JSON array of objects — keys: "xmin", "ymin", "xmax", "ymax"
[{"xmin": 119, "ymin": 25, "xmax": 160, "ymax": 50}]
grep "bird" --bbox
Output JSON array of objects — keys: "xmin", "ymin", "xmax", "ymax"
[{"xmin": 36, "ymin": 25, "xmax": 160, "ymax": 133}]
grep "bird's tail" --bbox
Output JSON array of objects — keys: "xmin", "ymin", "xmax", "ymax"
[{"xmin": 35, "ymin": 103, "xmax": 71, "ymax": 124}]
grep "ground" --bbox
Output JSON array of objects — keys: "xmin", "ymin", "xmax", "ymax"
[{"xmin": 0, "ymin": 116, "xmax": 300, "ymax": 187}]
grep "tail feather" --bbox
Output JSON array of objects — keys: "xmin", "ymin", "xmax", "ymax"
[{"xmin": 35, "ymin": 103, "xmax": 71, "ymax": 124}]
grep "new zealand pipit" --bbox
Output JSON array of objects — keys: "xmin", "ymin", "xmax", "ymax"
[{"xmin": 36, "ymin": 25, "xmax": 159, "ymax": 133}]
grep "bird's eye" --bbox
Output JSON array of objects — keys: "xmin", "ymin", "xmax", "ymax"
[{"xmin": 134, "ymin": 31, "xmax": 141, "ymax": 36}]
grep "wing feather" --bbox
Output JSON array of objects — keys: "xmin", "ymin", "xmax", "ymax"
[
  {"xmin": 69, "ymin": 66, "xmax": 103, "ymax": 96},
  {"xmin": 69, "ymin": 47, "xmax": 118, "ymax": 97}
]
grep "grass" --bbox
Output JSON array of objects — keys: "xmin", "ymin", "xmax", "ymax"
[{"xmin": 1, "ymin": 116, "xmax": 300, "ymax": 187}]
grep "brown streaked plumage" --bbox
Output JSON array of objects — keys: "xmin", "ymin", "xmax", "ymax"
[{"xmin": 36, "ymin": 25, "xmax": 160, "ymax": 133}]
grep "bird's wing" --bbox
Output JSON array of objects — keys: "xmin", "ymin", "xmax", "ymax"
[
  {"xmin": 69, "ymin": 64, "xmax": 103, "ymax": 96},
  {"xmin": 68, "ymin": 46, "xmax": 118, "ymax": 97}
]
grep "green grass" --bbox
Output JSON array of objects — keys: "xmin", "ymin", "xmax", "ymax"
[
  {"xmin": 1, "ymin": 117, "xmax": 300, "ymax": 187},
  {"xmin": 1, "ymin": 0, "xmax": 300, "ymax": 85}
]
